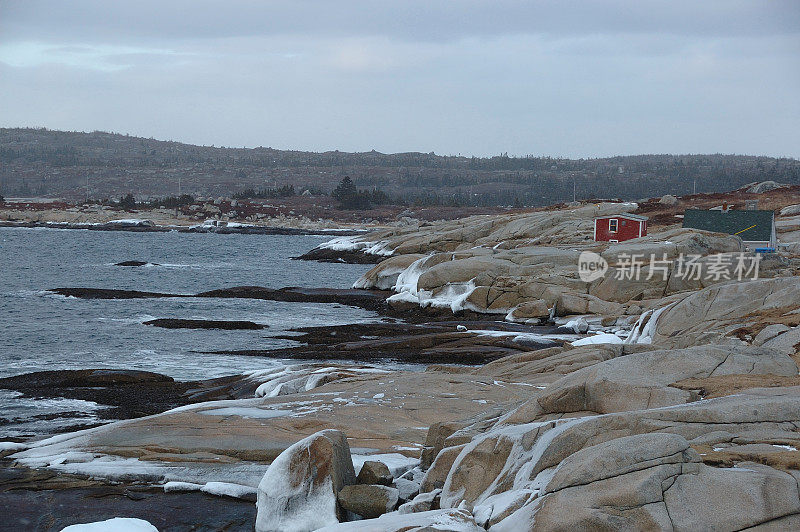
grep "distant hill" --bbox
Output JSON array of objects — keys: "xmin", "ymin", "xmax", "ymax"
[{"xmin": 1, "ymin": 127, "xmax": 799, "ymax": 206}]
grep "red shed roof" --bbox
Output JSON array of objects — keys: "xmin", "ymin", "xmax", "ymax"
[{"xmin": 594, "ymin": 213, "xmax": 648, "ymax": 222}]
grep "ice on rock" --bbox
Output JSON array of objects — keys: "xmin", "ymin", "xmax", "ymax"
[
  {"xmin": 314, "ymin": 508, "xmax": 483, "ymax": 531},
  {"xmin": 392, "ymin": 255, "xmax": 429, "ymax": 295},
  {"xmin": 353, "ymin": 265, "xmax": 408, "ymax": 290},
  {"xmin": 394, "ymin": 477, "xmax": 421, "ymax": 501},
  {"xmin": 571, "ymin": 333, "xmax": 624, "ymax": 346},
  {"xmin": 625, "ymin": 303, "xmax": 674, "ymax": 344},
  {"xmin": 471, "ymin": 489, "xmax": 535, "ymax": 528},
  {"xmin": 163, "ymin": 481, "xmax": 203, "ymax": 492},
  {"xmin": 563, "ymin": 317, "xmax": 589, "ymax": 334},
  {"xmin": 60, "ymin": 518, "xmax": 158, "ymax": 532},
  {"xmin": 199, "ymin": 407, "xmax": 291, "ymax": 419},
  {"xmin": 0, "ymin": 441, "xmax": 28, "ymax": 453},
  {"xmin": 201, "ymin": 481, "xmax": 257, "ymax": 500},
  {"xmin": 318, "ymin": 236, "xmax": 394, "ymax": 256},
  {"xmin": 390, "ymin": 256, "xmax": 480, "ymax": 312},
  {"xmin": 250, "ymin": 365, "xmax": 388, "ymax": 398},
  {"xmin": 386, "ymin": 290, "xmax": 420, "ymax": 305}
]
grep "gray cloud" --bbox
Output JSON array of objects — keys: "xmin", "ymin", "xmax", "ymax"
[{"xmin": 0, "ymin": 0, "xmax": 798, "ymax": 157}]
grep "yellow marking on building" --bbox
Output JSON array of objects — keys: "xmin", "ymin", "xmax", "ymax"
[{"xmin": 734, "ymin": 224, "xmax": 757, "ymax": 236}]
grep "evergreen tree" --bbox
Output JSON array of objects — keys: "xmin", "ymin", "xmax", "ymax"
[
  {"xmin": 119, "ymin": 193, "xmax": 136, "ymax": 209},
  {"xmin": 332, "ymin": 176, "xmax": 357, "ymax": 202}
]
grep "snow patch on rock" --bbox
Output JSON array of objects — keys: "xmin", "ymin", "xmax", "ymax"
[
  {"xmin": 60, "ymin": 517, "xmax": 158, "ymax": 532},
  {"xmin": 318, "ymin": 236, "xmax": 394, "ymax": 256},
  {"xmin": 571, "ymin": 333, "xmax": 624, "ymax": 346},
  {"xmin": 352, "ymin": 453, "xmax": 420, "ymax": 477}
]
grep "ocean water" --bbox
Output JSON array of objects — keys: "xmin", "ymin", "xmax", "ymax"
[{"xmin": 0, "ymin": 227, "xmax": 381, "ymax": 437}]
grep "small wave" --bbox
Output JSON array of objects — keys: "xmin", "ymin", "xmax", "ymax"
[
  {"xmin": 102, "ymin": 261, "xmax": 232, "ymax": 270},
  {"xmin": 2, "ymin": 289, "xmax": 50, "ymax": 299},
  {"xmin": 97, "ymin": 314, "xmax": 158, "ymax": 325},
  {"xmin": 39, "ymin": 291, "xmax": 78, "ymax": 300}
]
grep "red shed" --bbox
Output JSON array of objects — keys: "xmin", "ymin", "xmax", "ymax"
[{"xmin": 594, "ymin": 213, "xmax": 648, "ymax": 242}]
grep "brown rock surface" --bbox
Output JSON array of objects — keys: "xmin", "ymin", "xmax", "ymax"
[
  {"xmin": 255, "ymin": 429, "xmax": 355, "ymax": 532},
  {"xmin": 356, "ymin": 461, "xmax": 392, "ymax": 486},
  {"xmin": 337, "ymin": 484, "xmax": 399, "ymax": 518}
]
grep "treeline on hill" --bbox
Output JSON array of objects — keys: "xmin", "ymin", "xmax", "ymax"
[
  {"xmin": 105, "ymin": 193, "xmax": 197, "ymax": 210},
  {"xmin": 233, "ymin": 184, "xmax": 298, "ymax": 199},
  {"xmin": 2, "ymin": 128, "xmax": 799, "ymax": 207},
  {"xmin": 330, "ymin": 176, "xmax": 391, "ymax": 209},
  {"xmin": 232, "ymin": 177, "xmax": 392, "ymax": 209}
]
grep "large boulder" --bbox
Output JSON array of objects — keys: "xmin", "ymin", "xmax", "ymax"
[
  {"xmin": 780, "ymin": 204, "xmax": 800, "ymax": 217},
  {"xmin": 420, "ymin": 421, "xmax": 465, "ymax": 469},
  {"xmin": 535, "ymin": 344, "xmax": 797, "ymax": 415},
  {"xmin": 555, "ymin": 292, "xmax": 623, "ymax": 316},
  {"xmin": 420, "ymin": 444, "xmax": 467, "ymax": 493},
  {"xmin": 506, "ymin": 299, "xmax": 550, "ymax": 321},
  {"xmin": 437, "ymin": 386, "xmax": 800, "ymax": 524},
  {"xmin": 398, "ymin": 489, "xmax": 441, "ymax": 514},
  {"xmin": 645, "ymin": 277, "xmax": 800, "ymax": 348},
  {"xmin": 519, "ymin": 433, "xmax": 800, "ymax": 531},
  {"xmin": 762, "ymin": 327, "xmax": 800, "ymax": 357},
  {"xmin": 255, "ymin": 429, "xmax": 356, "ymax": 532},
  {"xmin": 393, "ymin": 477, "xmax": 420, "ymax": 502},
  {"xmin": 754, "ymin": 324, "xmax": 792, "ymax": 346},
  {"xmin": 746, "ymin": 181, "xmax": 784, "ymax": 194},
  {"xmin": 659, "ymin": 194, "xmax": 678, "ymax": 205},
  {"xmin": 337, "ymin": 484, "xmax": 399, "ymax": 518},
  {"xmin": 356, "ymin": 460, "xmax": 393, "ymax": 486}
]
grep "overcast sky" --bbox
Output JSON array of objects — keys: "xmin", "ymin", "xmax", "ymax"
[{"xmin": 0, "ymin": 1, "xmax": 798, "ymax": 157}]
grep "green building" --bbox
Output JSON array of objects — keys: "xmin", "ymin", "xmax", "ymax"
[{"xmin": 682, "ymin": 209, "xmax": 777, "ymax": 250}]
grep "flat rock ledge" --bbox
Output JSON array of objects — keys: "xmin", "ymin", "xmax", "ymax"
[{"xmin": 143, "ymin": 318, "xmax": 267, "ymax": 330}]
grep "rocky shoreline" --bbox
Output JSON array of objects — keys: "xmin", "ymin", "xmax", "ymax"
[
  {"xmin": 0, "ymin": 219, "xmax": 364, "ymax": 237},
  {"xmin": 6, "ymin": 192, "xmax": 800, "ymax": 530}
]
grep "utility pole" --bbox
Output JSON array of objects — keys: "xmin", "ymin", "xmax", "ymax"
[
  {"xmin": 693, "ymin": 179, "xmax": 696, "ymax": 195},
  {"xmin": 175, "ymin": 175, "xmax": 183, "ymax": 218},
  {"xmin": 573, "ymin": 177, "xmax": 576, "ymax": 203},
  {"xmin": 85, "ymin": 175, "xmax": 89, "ymax": 204}
]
